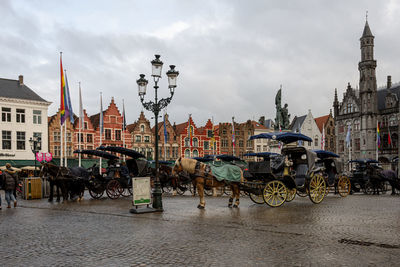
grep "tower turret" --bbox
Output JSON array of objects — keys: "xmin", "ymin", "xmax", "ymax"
[{"xmin": 333, "ymin": 88, "xmax": 339, "ymax": 118}]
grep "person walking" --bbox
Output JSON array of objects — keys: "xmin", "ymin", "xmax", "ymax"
[{"xmin": 2, "ymin": 163, "xmax": 18, "ymax": 208}]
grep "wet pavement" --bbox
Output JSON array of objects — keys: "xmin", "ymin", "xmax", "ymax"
[{"xmin": 1, "ymin": 192, "xmax": 400, "ymax": 266}]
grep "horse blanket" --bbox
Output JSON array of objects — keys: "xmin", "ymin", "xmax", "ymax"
[{"xmin": 209, "ymin": 164, "xmax": 242, "ymax": 182}]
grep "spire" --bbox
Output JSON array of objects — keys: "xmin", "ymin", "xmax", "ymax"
[{"xmin": 362, "ymin": 20, "xmax": 373, "ymax": 38}]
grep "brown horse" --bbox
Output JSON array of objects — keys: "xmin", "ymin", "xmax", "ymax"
[{"xmin": 172, "ymin": 157, "xmax": 243, "ymax": 209}]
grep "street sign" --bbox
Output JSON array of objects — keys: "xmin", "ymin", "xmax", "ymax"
[{"xmin": 132, "ymin": 177, "xmax": 151, "ymax": 206}]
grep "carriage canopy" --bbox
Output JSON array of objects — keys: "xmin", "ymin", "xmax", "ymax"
[
  {"xmin": 244, "ymin": 152, "xmax": 280, "ymax": 158},
  {"xmin": 74, "ymin": 149, "xmax": 119, "ymax": 160},
  {"xmin": 249, "ymin": 132, "xmax": 312, "ymax": 144},
  {"xmin": 281, "ymin": 146, "xmax": 317, "ymax": 170},
  {"xmin": 97, "ymin": 146, "xmax": 145, "ymax": 159},
  {"xmin": 312, "ymin": 150, "xmax": 340, "ymax": 159}
]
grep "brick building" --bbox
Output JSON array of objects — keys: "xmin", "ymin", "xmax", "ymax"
[
  {"xmin": 314, "ymin": 112, "xmax": 336, "ymax": 152},
  {"xmin": 218, "ymin": 120, "xmax": 255, "ymax": 158},
  {"xmin": 152, "ymin": 114, "xmax": 179, "ymax": 161},
  {"xmin": 175, "ymin": 116, "xmax": 220, "ymax": 158},
  {"xmin": 48, "ymin": 110, "xmax": 76, "ymax": 160},
  {"xmin": 127, "ymin": 111, "xmax": 154, "ymax": 160}
]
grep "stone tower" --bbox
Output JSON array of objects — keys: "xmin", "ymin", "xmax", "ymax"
[{"xmin": 358, "ymin": 20, "xmax": 378, "ymax": 158}]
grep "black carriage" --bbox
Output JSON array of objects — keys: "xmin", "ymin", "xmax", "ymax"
[
  {"xmin": 73, "ymin": 149, "xmax": 120, "ymax": 199},
  {"xmin": 313, "ymin": 150, "xmax": 351, "ymax": 197},
  {"xmin": 348, "ymin": 159, "xmax": 388, "ymax": 194},
  {"xmin": 248, "ymin": 132, "xmax": 327, "ymax": 207},
  {"xmin": 97, "ymin": 146, "xmax": 148, "ymax": 198}
]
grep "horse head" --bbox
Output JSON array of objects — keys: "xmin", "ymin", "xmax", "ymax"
[{"xmin": 172, "ymin": 157, "xmax": 183, "ymax": 176}]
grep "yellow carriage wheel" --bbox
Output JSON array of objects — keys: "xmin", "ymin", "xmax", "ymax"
[
  {"xmin": 286, "ymin": 187, "xmax": 296, "ymax": 202},
  {"xmin": 249, "ymin": 182, "xmax": 265, "ymax": 204},
  {"xmin": 338, "ymin": 175, "xmax": 351, "ymax": 197},
  {"xmin": 308, "ymin": 174, "xmax": 326, "ymax": 204},
  {"xmin": 263, "ymin": 180, "xmax": 287, "ymax": 207}
]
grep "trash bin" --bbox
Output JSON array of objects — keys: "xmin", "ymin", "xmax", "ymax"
[{"xmin": 24, "ymin": 177, "xmax": 42, "ymax": 200}]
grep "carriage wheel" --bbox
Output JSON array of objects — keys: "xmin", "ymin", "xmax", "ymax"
[
  {"xmin": 308, "ymin": 174, "xmax": 326, "ymax": 204},
  {"xmin": 364, "ymin": 182, "xmax": 374, "ymax": 195},
  {"xmin": 263, "ymin": 180, "xmax": 287, "ymax": 207},
  {"xmin": 249, "ymin": 183, "xmax": 265, "ymax": 204},
  {"xmin": 337, "ymin": 176, "xmax": 351, "ymax": 197},
  {"xmin": 106, "ymin": 180, "xmax": 122, "ymax": 199},
  {"xmin": 286, "ymin": 187, "xmax": 296, "ymax": 202},
  {"xmin": 176, "ymin": 184, "xmax": 187, "ymax": 195},
  {"xmin": 88, "ymin": 181, "xmax": 105, "ymax": 199}
]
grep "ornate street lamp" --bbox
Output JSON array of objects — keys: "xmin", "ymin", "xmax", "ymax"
[
  {"xmin": 29, "ymin": 136, "xmax": 41, "ymax": 176},
  {"xmin": 136, "ymin": 54, "xmax": 179, "ymax": 211}
]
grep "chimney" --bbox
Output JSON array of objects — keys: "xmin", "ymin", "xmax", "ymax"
[
  {"xmin": 387, "ymin": 75, "xmax": 392, "ymax": 89},
  {"xmin": 18, "ymin": 75, "xmax": 23, "ymax": 86}
]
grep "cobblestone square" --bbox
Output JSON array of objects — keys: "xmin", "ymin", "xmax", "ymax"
[{"xmin": 0, "ymin": 193, "xmax": 399, "ymax": 266}]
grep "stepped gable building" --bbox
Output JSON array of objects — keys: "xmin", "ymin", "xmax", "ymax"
[
  {"xmin": 151, "ymin": 113, "xmax": 179, "ymax": 161},
  {"xmin": 218, "ymin": 120, "xmax": 255, "ymax": 158},
  {"xmin": 333, "ymin": 20, "xmax": 400, "ymax": 165},
  {"xmin": 314, "ymin": 112, "xmax": 336, "ymax": 153},
  {"xmin": 127, "ymin": 111, "xmax": 154, "ymax": 160},
  {"xmin": 175, "ymin": 117, "xmax": 220, "ymax": 158},
  {"xmin": 89, "ymin": 97, "xmax": 130, "ymax": 150},
  {"xmin": 48, "ymin": 110, "xmax": 77, "ymax": 159},
  {"xmin": 0, "ymin": 75, "xmax": 51, "ymax": 164},
  {"xmin": 74, "ymin": 109, "xmax": 97, "ymax": 156}
]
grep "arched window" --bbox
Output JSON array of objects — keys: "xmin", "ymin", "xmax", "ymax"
[
  {"xmin": 140, "ymin": 125, "xmax": 145, "ymax": 132},
  {"xmin": 192, "ymin": 149, "xmax": 199, "ymax": 157},
  {"xmin": 184, "ymin": 137, "xmax": 190, "ymax": 147},
  {"xmin": 314, "ymin": 137, "xmax": 319, "ymax": 147},
  {"xmin": 184, "ymin": 149, "xmax": 190, "ymax": 158},
  {"xmin": 193, "ymin": 138, "xmax": 198, "ymax": 147}
]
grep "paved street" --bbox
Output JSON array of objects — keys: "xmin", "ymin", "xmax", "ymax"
[{"xmin": 1, "ymin": 192, "xmax": 399, "ymax": 266}]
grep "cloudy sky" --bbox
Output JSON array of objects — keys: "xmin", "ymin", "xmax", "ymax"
[{"xmin": 1, "ymin": 0, "xmax": 400, "ymax": 127}]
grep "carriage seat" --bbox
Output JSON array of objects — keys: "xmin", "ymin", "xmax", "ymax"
[
  {"xmin": 294, "ymin": 164, "xmax": 308, "ymax": 187},
  {"xmin": 271, "ymin": 156, "xmax": 285, "ymax": 175}
]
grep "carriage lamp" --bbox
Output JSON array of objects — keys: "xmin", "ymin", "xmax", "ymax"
[
  {"xmin": 151, "ymin": 54, "xmax": 163, "ymax": 78},
  {"xmin": 29, "ymin": 136, "xmax": 41, "ymax": 176},
  {"xmin": 135, "ymin": 54, "xmax": 179, "ymax": 212}
]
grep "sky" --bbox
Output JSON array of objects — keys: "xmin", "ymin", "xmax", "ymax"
[{"xmin": 1, "ymin": 0, "xmax": 400, "ymax": 127}]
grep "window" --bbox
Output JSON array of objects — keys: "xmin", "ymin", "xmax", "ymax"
[
  {"xmin": 327, "ymin": 128, "xmax": 330, "ymax": 135},
  {"xmin": 207, "ymin": 130, "xmax": 213, "ymax": 138},
  {"xmin": 184, "ymin": 149, "xmax": 190, "ymax": 158},
  {"xmin": 87, "ymin": 134, "xmax": 93, "ymax": 143},
  {"xmin": 339, "ymin": 140, "xmax": 344, "ymax": 153},
  {"xmin": 33, "ymin": 110, "xmax": 42, "ymax": 124},
  {"xmin": 2, "ymin": 130, "xmax": 11, "ymax": 150},
  {"xmin": 239, "ymin": 140, "xmax": 244, "ymax": 148},
  {"xmin": 355, "ymin": 138, "xmax": 360, "ymax": 151},
  {"xmin": 193, "ymin": 138, "xmax": 198, "ymax": 147},
  {"xmin": 174, "ymin": 135, "xmax": 177, "ymax": 141},
  {"xmin": 87, "ymin": 145, "xmax": 93, "ymax": 150},
  {"xmin": 166, "ymin": 147, "xmax": 170, "ymax": 158},
  {"xmin": 144, "ymin": 136, "xmax": 150, "ymax": 143},
  {"xmin": 2, "ymin": 107, "xmax": 11, "ymax": 122},
  {"xmin": 53, "ymin": 132, "xmax": 60, "ymax": 142},
  {"xmin": 105, "ymin": 129, "xmax": 112, "ymax": 140},
  {"xmin": 185, "ymin": 137, "xmax": 190, "ymax": 147},
  {"xmin": 54, "ymin": 146, "xmax": 60, "ymax": 157},
  {"xmin": 84, "ymin": 122, "xmax": 88, "ymax": 129},
  {"xmin": 246, "ymin": 140, "xmax": 252, "ymax": 148},
  {"xmin": 314, "ymin": 137, "xmax": 319, "ymax": 147},
  {"xmin": 115, "ymin": 130, "xmax": 121, "ymax": 141},
  {"xmin": 135, "ymin": 135, "xmax": 142, "ymax": 142},
  {"xmin": 235, "ymin": 130, "xmax": 240, "ymax": 136},
  {"xmin": 221, "ymin": 139, "xmax": 228, "ymax": 148},
  {"xmin": 222, "ymin": 130, "xmax": 227, "ymax": 135},
  {"xmin": 204, "ymin": 141, "xmax": 209, "ymax": 150},
  {"xmin": 77, "ymin": 133, "xmax": 84, "ymax": 142},
  {"xmin": 16, "ymin": 109, "xmax": 25, "ymax": 123},
  {"xmin": 33, "ymin": 132, "xmax": 42, "ymax": 150},
  {"xmin": 257, "ymin": 145, "xmax": 261, "ymax": 152},
  {"xmin": 66, "ymin": 132, "xmax": 71, "ymax": 142},
  {"xmin": 16, "ymin": 131, "xmax": 25, "ymax": 150},
  {"xmin": 172, "ymin": 147, "xmax": 179, "ymax": 158},
  {"xmin": 263, "ymin": 145, "xmax": 268, "ymax": 151},
  {"xmin": 339, "ymin": 125, "xmax": 344, "ymax": 133},
  {"xmin": 192, "ymin": 150, "xmax": 199, "ymax": 157},
  {"xmin": 140, "ymin": 125, "xmax": 145, "ymax": 133},
  {"xmin": 67, "ymin": 146, "xmax": 72, "ymax": 156},
  {"xmin": 147, "ymin": 148, "xmax": 153, "ymax": 160}
]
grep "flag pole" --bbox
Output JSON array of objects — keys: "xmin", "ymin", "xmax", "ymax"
[
  {"xmin": 60, "ymin": 52, "xmax": 64, "ymax": 167},
  {"xmin": 78, "ymin": 82, "xmax": 82, "ymax": 167},
  {"xmin": 99, "ymin": 93, "xmax": 103, "ymax": 174},
  {"xmin": 376, "ymin": 120, "xmax": 379, "ymax": 162},
  {"xmin": 232, "ymin": 116, "xmax": 235, "ymax": 156},
  {"xmin": 122, "ymin": 99, "xmax": 126, "ymax": 162},
  {"xmin": 64, "ymin": 120, "xmax": 67, "ymax": 167},
  {"xmin": 164, "ymin": 113, "xmax": 166, "ymax": 161},
  {"xmin": 189, "ymin": 114, "xmax": 192, "ymax": 158},
  {"xmin": 60, "ymin": 116, "xmax": 64, "ymax": 167}
]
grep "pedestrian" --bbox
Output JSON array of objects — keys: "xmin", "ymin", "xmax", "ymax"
[
  {"xmin": 2, "ymin": 163, "xmax": 18, "ymax": 208},
  {"xmin": 0, "ymin": 169, "xmax": 3, "ymax": 210}
]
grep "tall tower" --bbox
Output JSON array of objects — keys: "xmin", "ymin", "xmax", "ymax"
[{"xmin": 358, "ymin": 19, "xmax": 378, "ymax": 159}]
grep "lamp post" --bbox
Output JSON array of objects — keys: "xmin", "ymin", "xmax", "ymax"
[
  {"xmin": 29, "ymin": 136, "xmax": 41, "ymax": 176},
  {"xmin": 137, "ymin": 54, "xmax": 179, "ymax": 211}
]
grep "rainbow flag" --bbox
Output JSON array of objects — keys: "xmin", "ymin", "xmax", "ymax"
[
  {"xmin": 60, "ymin": 54, "xmax": 66, "ymax": 125},
  {"xmin": 377, "ymin": 122, "xmax": 381, "ymax": 148}
]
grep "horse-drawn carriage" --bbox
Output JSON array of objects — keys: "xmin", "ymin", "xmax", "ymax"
[
  {"xmin": 348, "ymin": 159, "xmax": 389, "ymax": 195},
  {"xmin": 248, "ymin": 132, "xmax": 327, "ymax": 206},
  {"xmin": 313, "ymin": 150, "xmax": 351, "ymax": 197}
]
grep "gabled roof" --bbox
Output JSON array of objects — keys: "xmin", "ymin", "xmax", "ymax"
[
  {"xmin": 314, "ymin": 115, "xmax": 329, "ymax": 132},
  {"xmin": 0, "ymin": 78, "xmax": 49, "ymax": 103},
  {"xmin": 90, "ymin": 113, "xmax": 100, "ymax": 130},
  {"xmin": 250, "ymin": 120, "xmax": 267, "ymax": 130},
  {"xmin": 377, "ymin": 83, "xmax": 400, "ymax": 111},
  {"xmin": 175, "ymin": 121, "xmax": 188, "ymax": 135},
  {"xmin": 290, "ymin": 115, "xmax": 306, "ymax": 132}
]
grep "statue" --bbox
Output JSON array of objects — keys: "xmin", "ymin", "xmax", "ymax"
[{"xmin": 274, "ymin": 87, "xmax": 290, "ymax": 130}]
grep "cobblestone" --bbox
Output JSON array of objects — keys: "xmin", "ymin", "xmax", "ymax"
[{"xmin": 0, "ymin": 192, "xmax": 399, "ymax": 266}]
